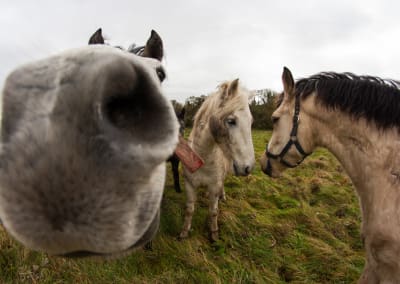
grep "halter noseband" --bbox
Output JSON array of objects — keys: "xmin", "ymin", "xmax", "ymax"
[{"xmin": 266, "ymin": 93, "xmax": 310, "ymax": 168}]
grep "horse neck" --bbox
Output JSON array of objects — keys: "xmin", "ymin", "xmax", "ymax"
[
  {"xmin": 189, "ymin": 118, "xmax": 221, "ymax": 162},
  {"xmin": 189, "ymin": 105, "xmax": 220, "ymax": 161},
  {"xmin": 311, "ymin": 107, "xmax": 400, "ymax": 220}
]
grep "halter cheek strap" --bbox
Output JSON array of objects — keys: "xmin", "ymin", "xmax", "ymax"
[{"xmin": 266, "ymin": 93, "xmax": 310, "ymax": 168}]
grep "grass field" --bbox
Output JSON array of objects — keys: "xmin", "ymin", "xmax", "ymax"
[{"xmin": 0, "ymin": 130, "xmax": 364, "ymax": 283}]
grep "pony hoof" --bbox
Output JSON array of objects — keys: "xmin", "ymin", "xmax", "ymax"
[
  {"xmin": 143, "ymin": 241, "xmax": 153, "ymax": 251},
  {"xmin": 178, "ymin": 231, "xmax": 189, "ymax": 240},
  {"xmin": 209, "ymin": 231, "xmax": 219, "ymax": 242}
]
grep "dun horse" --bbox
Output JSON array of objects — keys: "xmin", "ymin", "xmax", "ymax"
[
  {"xmin": 0, "ymin": 30, "xmax": 179, "ymax": 258},
  {"xmin": 180, "ymin": 79, "xmax": 255, "ymax": 241},
  {"xmin": 261, "ymin": 67, "xmax": 400, "ymax": 283}
]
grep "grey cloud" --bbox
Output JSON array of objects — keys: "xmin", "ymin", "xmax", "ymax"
[{"xmin": 1, "ymin": 0, "xmax": 400, "ymax": 103}]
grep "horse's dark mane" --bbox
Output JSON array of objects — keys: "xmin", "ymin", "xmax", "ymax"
[{"xmin": 295, "ymin": 72, "xmax": 400, "ymax": 130}]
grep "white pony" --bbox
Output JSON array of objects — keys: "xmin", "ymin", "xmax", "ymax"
[{"xmin": 180, "ymin": 79, "xmax": 255, "ymax": 241}]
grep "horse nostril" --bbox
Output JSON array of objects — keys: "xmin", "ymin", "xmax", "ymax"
[
  {"xmin": 245, "ymin": 166, "xmax": 251, "ymax": 175},
  {"xmin": 264, "ymin": 160, "xmax": 272, "ymax": 176}
]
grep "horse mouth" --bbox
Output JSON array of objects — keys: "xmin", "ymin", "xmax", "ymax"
[
  {"xmin": 60, "ymin": 209, "xmax": 160, "ymax": 258},
  {"xmin": 233, "ymin": 162, "xmax": 253, "ymax": 176},
  {"xmin": 261, "ymin": 159, "xmax": 282, "ymax": 178},
  {"xmin": 262, "ymin": 159, "xmax": 273, "ymax": 176},
  {"xmin": 232, "ymin": 163, "xmax": 237, "ymax": 176}
]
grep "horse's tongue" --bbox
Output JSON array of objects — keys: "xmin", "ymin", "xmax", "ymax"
[{"xmin": 174, "ymin": 136, "xmax": 204, "ymax": 173}]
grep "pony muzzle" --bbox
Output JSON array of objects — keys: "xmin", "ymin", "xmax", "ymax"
[
  {"xmin": 233, "ymin": 161, "xmax": 255, "ymax": 176},
  {"xmin": 98, "ymin": 65, "xmax": 179, "ymax": 168}
]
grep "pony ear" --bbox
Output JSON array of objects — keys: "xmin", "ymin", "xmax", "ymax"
[
  {"xmin": 219, "ymin": 82, "xmax": 229, "ymax": 94},
  {"xmin": 228, "ymin": 78, "xmax": 239, "ymax": 96},
  {"xmin": 88, "ymin": 28, "xmax": 105, "ymax": 45},
  {"xmin": 178, "ymin": 107, "xmax": 185, "ymax": 120},
  {"xmin": 282, "ymin": 67, "xmax": 295, "ymax": 97},
  {"xmin": 142, "ymin": 30, "xmax": 163, "ymax": 61},
  {"xmin": 209, "ymin": 115, "xmax": 228, "ymax": 143},
  {"xmin": 217, "ymin": 82, "xmax": 229, "ymax": 102},
  {"xmin": 219, "ymin": 79, "xmax": 239, "ymax": 103}
]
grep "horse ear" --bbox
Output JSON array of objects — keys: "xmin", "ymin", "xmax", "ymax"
[
  {"xmin": 282, "ymin": 67, "xmax": 295, "ymax": 97},
  {"xmin": 209, "ymin": 115, "xmax": 228, "ymax": 143},
  {"xmin": 228, "ymin": 78, "xmax": 239, "ymax": 96},
  {"xmin": 219, "ymin": 79, "xmax": 238, "ymax": 103},
  {"xmin": 178, "ymin": 107, "xmax": 185, "ymax": 120},
  {"xmin": 88, "ymin": 28, "xmax": 105, "ymax": 45},
  {"xmin": 217, "ymin": 82, "xmax": 229, "ymax": 102},
  {"xmin": 142, "ymin": 30, "xmax": 163, "ymax": 61}
]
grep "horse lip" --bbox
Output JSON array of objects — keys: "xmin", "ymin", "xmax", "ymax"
[
  {"xmin": 233, "ymin": 162, "xmax": 253, "ymax": 176},
  {"xmin": 233, "ymin": 163, "xmax": 239, "ymax": 176},
  {"xmin": 262, "ymin": 159, "xmax": 273, "ymax": 177},
  {"xmin": 60, "ymin": 209, "xmax": 160, "ymax": 258}
]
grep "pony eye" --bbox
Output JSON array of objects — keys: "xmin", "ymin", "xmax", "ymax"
[
  {"xmin": 226, "ymin": 118, "xmax": 236, "ymax": 126},
  {"xmin": 156, "ymin": 67, "xmax": 166, "ymax": 82},
  {"xmin": 272, "ymin": 116, "xmax": 280, "ymax": 124}
]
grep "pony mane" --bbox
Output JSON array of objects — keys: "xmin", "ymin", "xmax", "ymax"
[
  {"xmin": 193, "ymin": 81, "xmax": 251, "ymax": 127},
  {"xmin": 295, "ymin": 72, "xmax": 400, "ymax": 130},
  {"xmin": 127, "ymin": 44, "xmax": 145, "ymax": 55}
]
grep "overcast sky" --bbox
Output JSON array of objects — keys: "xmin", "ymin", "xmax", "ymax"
[{"xmin": 1, "ymin": 0, "xmax": 399, "ymax": 102}]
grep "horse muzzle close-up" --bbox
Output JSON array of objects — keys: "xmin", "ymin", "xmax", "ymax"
[
  {"xmin": 260, "ymin": 152, "xmax": 283, "ymax": 178},
  {"xmin": 0, "ymin": 45, "xmax": 179, "ymax": 257},
  {"xmin": 233, "ymin": 161, "xmax": 255, "ymax": 176}
]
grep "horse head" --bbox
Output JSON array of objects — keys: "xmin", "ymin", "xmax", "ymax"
[
  {"xmin": 260, "ymin": 67, "xmax": 313, "ymax": 177},
  {"xmin": 0, "ymin": 30, "xmax": 179, "ymax": 258},
  {"xmin": 208, "ymin": 79, "xmax": 255, "ymax": 176}
]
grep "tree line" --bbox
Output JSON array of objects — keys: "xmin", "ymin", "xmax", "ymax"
[{"xmin": 171, "ymin": 88, "xmax": 278, "ymax": 130}]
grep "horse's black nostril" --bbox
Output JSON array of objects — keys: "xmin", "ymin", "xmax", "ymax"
[
  {"xmin": 245, "ymin": 166, "xmax": 251, "ymax": 175},
  {"xmin": 264, "ymin": 159, "xmax": 272, "ymax": 176}
]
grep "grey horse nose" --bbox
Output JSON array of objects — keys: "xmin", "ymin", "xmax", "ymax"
[{"xmin": 245, "ymin": 166, "xmax": 251, "ymax": 175}]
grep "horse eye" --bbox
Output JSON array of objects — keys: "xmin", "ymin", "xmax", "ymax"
[
  {"xmin": 156, "ymin": 67, "xmax": 166, "ymax": 82},
  {"xmin": 272, "ymin": 116, "xmax": 280, "ymax": 124},
  {"xmin": 226, "ymin": 118, "xmax": 236, "ymax": 126}
]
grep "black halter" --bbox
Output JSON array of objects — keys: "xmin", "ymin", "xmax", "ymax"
[{"xmin": 266, "ymin": 93, "xmax": 310, "ymax": 168}]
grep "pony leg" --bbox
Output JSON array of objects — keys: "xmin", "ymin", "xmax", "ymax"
[
  {"xmin": 220, "ymin": 188, "xmax": 226, "ymax": 201},
  {"xmin": 179, "ymin": 182, "xmax": 196, "ymax": 239},
  {"xmin": 358, "ymin": 254, "xmax": 379, "ymax": 284},
  {"xmin": 209, "ymin": 187, "xmax": 221, "ymax": 242},
  {"xmin": 358, "ymin": 264, "xmax": 378, "ymax": 284},
  {"xmin": 358, "ymin": 229, "xmax": 400, "ymax": 283},
  {"xmin": 171, "ymin": 158, "xmax": 181, "ymax": 193}
]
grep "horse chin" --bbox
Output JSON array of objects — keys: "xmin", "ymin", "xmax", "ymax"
[
  {"xmin": 60, "ymin": 209, "xmax": 160, "ymax": 259},
  {"xmin": 259, "ymin": 153, "xmax": 271, "ymax": 175},
  {"xmin": 260, "ymin": 155, "xmax": 282, "ymax": 178},
  {"xmin": 269, "ymin": 170, "xmax": 282, "ymax": 178}
]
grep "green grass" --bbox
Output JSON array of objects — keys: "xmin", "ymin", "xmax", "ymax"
[{"xmin": 0, "ymin": 130, "xmax": 364, "ymax": 283}]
